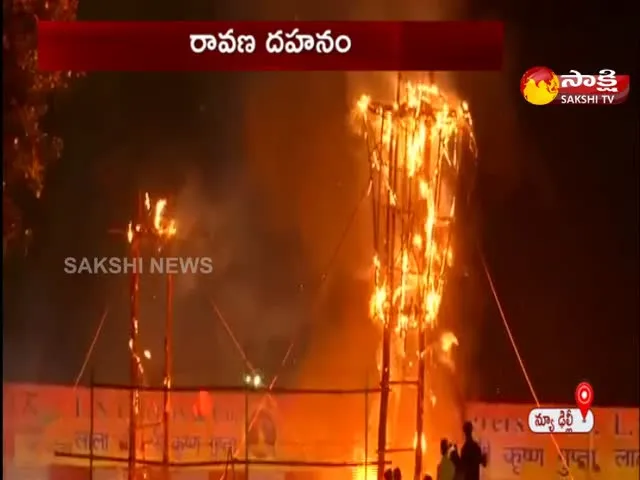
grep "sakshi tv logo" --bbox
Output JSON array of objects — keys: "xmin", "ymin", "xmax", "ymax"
[{"xmin": 520, "ymin": 66, "xmax": 630, "ymax": 106}]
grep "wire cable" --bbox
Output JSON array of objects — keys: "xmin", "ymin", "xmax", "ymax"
[
  {"xmin": 73, "ymin": 307, "xmax": 109, "ymax": 388},
  {"xmin": 208, "ymin": 298, "xmax": 256, "ymax": 373},
  {"xmin": 479, "ymin": 249, "xmax": 574, "ymax": 480},
  {"xmin": 269, "ymin": 178, "xmax": 372, "ymax": 377}
]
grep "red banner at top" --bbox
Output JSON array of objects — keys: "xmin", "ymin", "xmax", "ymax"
[{"xmin": 37, "ymin": 21, "xmax": 503, "ymax": 72}]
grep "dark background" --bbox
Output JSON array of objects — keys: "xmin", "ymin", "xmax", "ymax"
[{"xmin": 3, "ymin": 2, "xmax": 638, "ymax": 408}]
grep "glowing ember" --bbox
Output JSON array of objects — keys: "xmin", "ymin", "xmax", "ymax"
[{"xmin": 127, "ymin": 222, "xmax": 134, "ymax": 244}]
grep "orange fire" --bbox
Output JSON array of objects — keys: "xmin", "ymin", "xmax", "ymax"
[
  {"xmin": 357, "ymin": 83, "xmax": 473, "ymax": 342},
  {"xmin": 352, "ymin": 447, "xmax": 377, "ymax": 480},
  {"xmin": 152, "ymin": 198, "xmax": 177, "ymax": 239},
  {"xmin": 127, "ymin": 192, "xmax": 177, "ymax": 246},
  {"xmin": 352, "ymin": 79, "xmax": 475, "ymax": 475}
]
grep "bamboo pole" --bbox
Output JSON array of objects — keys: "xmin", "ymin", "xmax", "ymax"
[
  {"xmin": 365, "ymin": 378, "xmax": 370, "ymax": 480},
  {"xmin": 376, "ymin": 72, "xmax": 403, "ymax": 480},
  {"xmin": 244, "ymin": 385, "xmax": 250, "ymax": 480},
  {"xmin": 128, "ymin": 193, "xmax": 143, "ymax": 480},
  {"xmin": 413, "ymin": 322, "xmax": 427, "ymax": 480},
  {"xmin": 89, "ymin": 369, "xmax": 95, "ymax": 480},
  {"xmin": 163, "ymin": 269, "xmax": 174, "ymax": 480}
]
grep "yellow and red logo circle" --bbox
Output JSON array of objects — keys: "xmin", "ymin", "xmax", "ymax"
[{"xmin": 520, "ymin": 66, "xmax": 560, "ymax": 105}]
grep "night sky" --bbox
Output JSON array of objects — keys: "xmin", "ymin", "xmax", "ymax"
[{"xmin": 3, "ymin": 2, "xmax": 638, "ymax": 409}]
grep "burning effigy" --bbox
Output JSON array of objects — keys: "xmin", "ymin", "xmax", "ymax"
[{"xmin": 352, "ymin": 76, "xmax": 476, "ymax": 478}]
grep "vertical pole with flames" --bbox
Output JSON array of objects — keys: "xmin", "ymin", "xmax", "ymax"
[
  {"xmin": 126, "ymin": 193, "xmax": 143, "ymax": 480},
  {"xmin": 356, "ymin": 77, "xmax": 475, "ymax": 480},
  {"xmin": 156, "ymin": 198, "xmax": 177, "ymax": 480},
  {"xmin": 163, "ymin": 269, "xmax": 173, "ymax": 478},
  {"xmin": 125, "ymin": 193, "xmax": 177, "ymax": 480}
]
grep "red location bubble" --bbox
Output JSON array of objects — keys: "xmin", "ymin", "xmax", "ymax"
[{"xmin": 575, "ymin": 382, "xmax": 594, "ymax": 420}]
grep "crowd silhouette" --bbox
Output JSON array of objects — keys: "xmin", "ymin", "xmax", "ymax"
[{"xmin": 383, "ymin": 421, "xmax": 487, "ymax": 480}]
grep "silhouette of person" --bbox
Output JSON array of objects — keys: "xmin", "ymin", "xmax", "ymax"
[
  {"xmin": 392, "ymin": 467, "xmax": 402, "ymax": 480},
  {"xmin": 456, "ymin": 421, "xmax": 487, "ymax": 480},
  {"xmin": 384, "ymin": 468, "xmax": 394, "ymax": 480},
  {"xmin": 424, "ymin": 476, "xmax": 433, "ymax": 480}
]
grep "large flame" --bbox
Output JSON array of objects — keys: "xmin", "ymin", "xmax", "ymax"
[
  {"xmin": 153, "ymin": 198, "xmax": 177, "ymax": 238},
  {"xmin": 358, "ymin": 82, "xmax": 473, "ymax": 340},
  {"xmin": 352, "ymin": 78, "xmax": 475, "ymax": 475},
  {"xmin": 129, "ymin": 193, "xmax": 177, "ymax": 246}
]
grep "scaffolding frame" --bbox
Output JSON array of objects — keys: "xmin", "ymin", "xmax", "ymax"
[{"xmin": 55, "ymin": 381, "xmax": 391, "ymax": 479}]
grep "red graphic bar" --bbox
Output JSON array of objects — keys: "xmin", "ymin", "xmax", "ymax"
[{"xmin": 37, "ymin": 21, "xmax": 503, "ymax": 72}]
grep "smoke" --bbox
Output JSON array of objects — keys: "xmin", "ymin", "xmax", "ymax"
[
  {"xmin": 149, "ymin": 172, "xmax": 311, "ymax": 386},
  {"xmin": 171, "ymin": 173, "xmax": 238, "ymax": 294},
  {"xmin": 240, "ymin": 65, "xmax": 374, "ymax": 388},
  {"xmin": 2, "ymin": 270, "xmax": 51, "ymax": 381},
  {"xmin": 345, "ymin": 0, "xmax": 466, "ymax": 100}
]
